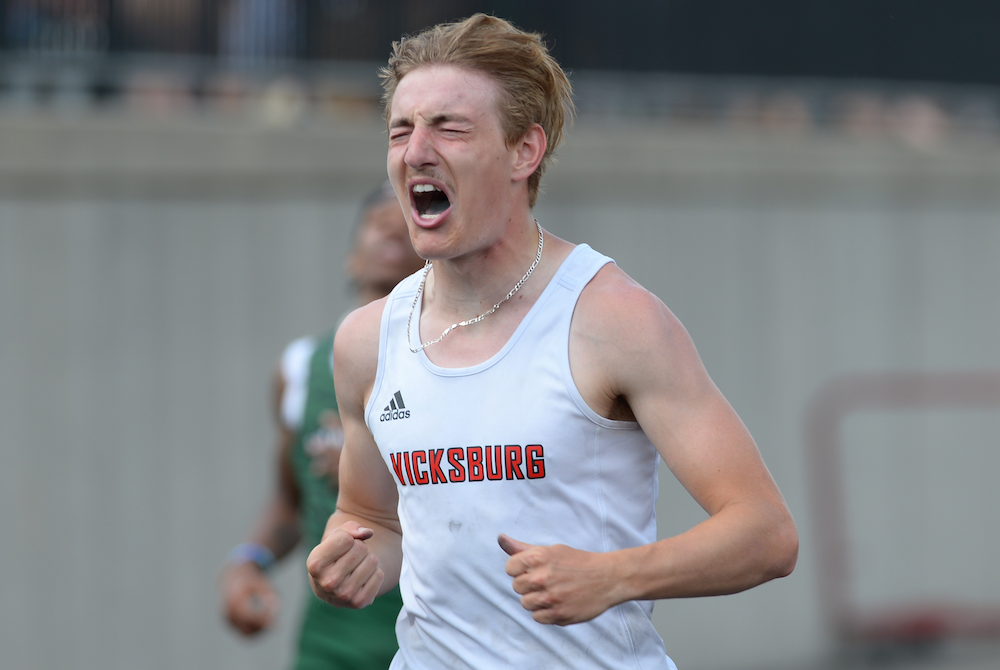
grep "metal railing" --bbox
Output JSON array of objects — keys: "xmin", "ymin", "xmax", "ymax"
[
  {"xmin": 2, "ymin": 1, "xmax": 999, "ymax": 146},
  {"xmin": 0, "ymin": 0, "xmax": 456, "ymax": 63}
]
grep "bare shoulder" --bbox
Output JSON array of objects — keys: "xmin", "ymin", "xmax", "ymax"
[
  {"xmin": 332, "ymin": 297, "xmax": 387, "ymax": 409},
  {"xmin": 571, "ymin": 264, "xmax": 711, "ymax": 416},
  {"xmin": 575, "ymin": 264, "xmax": 667, "ymax": 329},
  {"xmin": 574, "ymin": 264, "xmax": 698, "ymax": 366},
  {"xmin": 334, "ymin": 297, "xmax": 385, "ymax": 355}
]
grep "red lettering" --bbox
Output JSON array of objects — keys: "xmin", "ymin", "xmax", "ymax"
[
  {"xmin": 447, "ymin": 447, "xmax": 466, "ymax": 482},
  {"xmin": 412, "ymin": 450, "xmax": 429, "ymax": 485},
  {"xmin": 526, "ymin": 445, "xmax": 545, "ymax": 479},
  {"xmin": 428, "ymin": 449, "xmax": 447, "ymax": 484},
  {"xmin": 391, "ymin": 445, "xmax": 543, "ymax": 486},
  {"xmin": 485, "ymin": 445, "xmax": 503, "ymax": 481},
  {"xmin": 505, "ymin": 445, "xmax": 524, "ymax": 480},
  {"xmin": 402, "ymin": 451, "xmax": 415, "ymax": 485},
  {"xmin": 467, "ymin": 446, "xmax": 484, "ymax": 481},
  {"xmin": 390, "ymin": 452, "xmax": 408, "ymax": 486}
]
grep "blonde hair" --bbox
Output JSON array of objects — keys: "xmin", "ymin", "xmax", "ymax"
[{"xmin": 379, "ymin": 14, "xmax": 574, "ymax": 207}]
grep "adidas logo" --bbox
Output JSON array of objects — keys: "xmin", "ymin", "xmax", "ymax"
[{"xmin": 379, "ymin": 390, "xmax": 411, "ymax": 422}]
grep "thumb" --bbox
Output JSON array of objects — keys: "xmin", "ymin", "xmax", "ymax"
[
  {"xmin": 498, "ymin": 533, "xmax": 532, "ymax": 556},
  {"xmin": 342, "ymin": 521, "xmax": 375, "ymax": 541}
]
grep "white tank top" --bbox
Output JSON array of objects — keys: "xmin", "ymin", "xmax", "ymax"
[{"xmin": 367, "ymin": 244, "xmax": 676, "ymax": 670}]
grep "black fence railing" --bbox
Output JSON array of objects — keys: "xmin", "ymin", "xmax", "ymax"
[
  {"xmin": 0, "ymin": 1, "xmax": 488, "ymax": 64},
  {"xmin": 3, "ymin": 1, "xmax": 1000, "ymax": 87},
  {"xmin": 1, "ymin": 0, "xmax": 999, "ymax": 143}
]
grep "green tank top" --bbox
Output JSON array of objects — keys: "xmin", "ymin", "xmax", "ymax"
[{"xmin": 290, "ymin": 332, "xmax": 402, "ymax": 670}]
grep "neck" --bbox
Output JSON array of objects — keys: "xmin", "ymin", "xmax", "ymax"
[
  {"xmin": 407, "ymin": 219, "xmax": 546, "ymax": 354},
  {"xmin": 425, "ymin": 216, "xmax": 541, "ymax": 316}
]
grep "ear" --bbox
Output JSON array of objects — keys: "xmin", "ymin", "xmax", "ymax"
[{"xmin": 511, "ymin": 123, "xmax": 547, "ymax": 184}]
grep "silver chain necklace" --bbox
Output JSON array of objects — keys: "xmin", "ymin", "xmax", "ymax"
[{"xmin": 407, "ymin": 219, "xmax": 543, "ymax": 353}]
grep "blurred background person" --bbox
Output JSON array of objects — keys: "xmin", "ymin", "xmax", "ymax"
[{"xmin": 220, "ymin": 182, "xmax": 425, "ymax": 670}]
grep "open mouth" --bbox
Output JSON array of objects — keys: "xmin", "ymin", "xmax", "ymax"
[{"xmin": 412, "ymin": 183, "xmax": 451, "ymax": 221}]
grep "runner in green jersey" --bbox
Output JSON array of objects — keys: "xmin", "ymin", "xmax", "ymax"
[{"xmin": 221, "ymin": 183, "xmax": 425, "ymax": 669}]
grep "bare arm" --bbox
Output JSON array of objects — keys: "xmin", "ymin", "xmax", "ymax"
[
  {"xmin": 503, "ymin": 265, "xmax": 798, "ymax": 624},
  {"xmin": 221, "ymin": 366, "xmax": 302, "ymax": 635},
  {"xmin": 307, "ymin": 300, "xmax": 404, "ymax": 608},
  {"xmin": 246, "ymin": 368, "xmax": 304, "ymax": 557}
]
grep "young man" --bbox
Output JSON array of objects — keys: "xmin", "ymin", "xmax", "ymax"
[
  {"xmin": 307, "ymin": 14, "xmax": 798, "ymax": 669},
  {"xmin": 220, "ymin": 182, "xmax": 425, "ymax": 669}
]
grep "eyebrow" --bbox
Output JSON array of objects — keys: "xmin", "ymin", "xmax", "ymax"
[{"xmin": 389, "ymin": 112, "xmax": 471, "ymax": 129}]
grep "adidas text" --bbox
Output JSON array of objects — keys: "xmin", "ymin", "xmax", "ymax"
[
  {"xmin": 381, "ymin": 408, "xmax": 411, "ymax": 422},
  {"xmin": 380, "ymin": 391, "xmax": 411, "ymax": 422}
]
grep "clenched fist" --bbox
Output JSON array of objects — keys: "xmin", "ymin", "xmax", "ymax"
[
  {"xmin": 499, "ymin": 533, "xmax": 621, "ymax": 626},
  {"xmin": 221, "ymin": 562, "xmax": 279, "ymax": 635},
  {"xmin": 307, "ymin": 521, "xmax": 384, "ymax": 609}
]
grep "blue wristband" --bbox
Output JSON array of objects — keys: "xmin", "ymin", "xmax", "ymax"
[{"xmin": 227, "ymin": 543, "xmax": 276, "ymax": 572}]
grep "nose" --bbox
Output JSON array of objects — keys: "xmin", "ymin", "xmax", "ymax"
[{"xmin": 403, "ymin": 126, "xmax": 437, "ymax": 170}]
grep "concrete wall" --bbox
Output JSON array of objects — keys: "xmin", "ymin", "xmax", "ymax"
[{"xmin": 2, "ymin": 108, "xmax": 1000, "ymax": 670}]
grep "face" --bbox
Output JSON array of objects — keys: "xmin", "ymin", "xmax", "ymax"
[
  {"xmin": 349, "ymin": 199, "xmax": 425, "ymax": 291},
  {"xmin": 387, "ymin": 65, "xmax": 520, "ymax": 261}
]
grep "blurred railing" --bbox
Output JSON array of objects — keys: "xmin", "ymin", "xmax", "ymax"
[
  {"xmin": 2, "ymin": 0, "xmax": 1000, "ymax": 148},
  {"xmin": 0, "ymin": 0, "xmax": 455, "ymax": 62}
]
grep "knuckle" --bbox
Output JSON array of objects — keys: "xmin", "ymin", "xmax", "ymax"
[
  {"xmin": 545, "ymin": 605, "xmax": 568, "ymax": 625},
  {"xmin": 319, "ymin": 575, "xmax": 341, "ymax": 595},
  {"xmin": 528, "ymin": 572, "xmax": 548, "ymax": 590}
]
